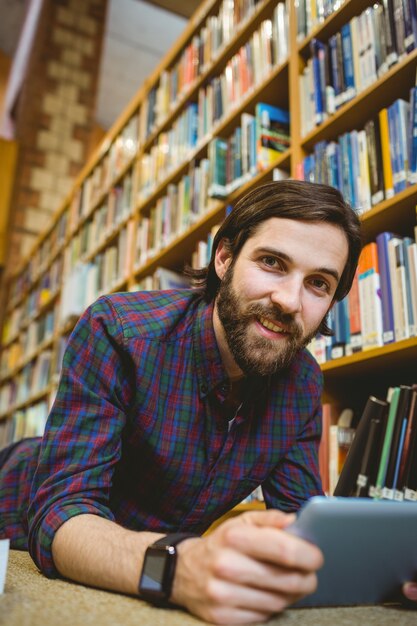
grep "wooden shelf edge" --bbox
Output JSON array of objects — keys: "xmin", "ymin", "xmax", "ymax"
[{"xmin": 321, "ymin": 336, "xmax": 417, "ymax": 374}]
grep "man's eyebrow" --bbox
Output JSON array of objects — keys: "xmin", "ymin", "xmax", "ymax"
[{"xmin": 253, "ymin": 247, "xmax": 341, "ymax": 283}]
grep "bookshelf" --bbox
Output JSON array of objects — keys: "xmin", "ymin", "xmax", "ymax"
[{"xmin": 1, "ymin": 0, "xmax": 417, "ymax": 502}]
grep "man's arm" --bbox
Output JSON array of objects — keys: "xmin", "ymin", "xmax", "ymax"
[
  {"xmin": 52, "ymin": 514, "xmax": 163, "ymax": 594},
  {"xmin": 52, "ymin": 509, "xmax": 323, "ymax": 625}
]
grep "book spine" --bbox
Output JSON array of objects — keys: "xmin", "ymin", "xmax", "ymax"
[
  {"xmin": 383, "ymin": 386, "xmax": 412, "ymax": 497},
  {"xmin": 310, "ymin": 39, "xmax": 325, "ymax": 125},
  {"xmin": 376, "ymin": 231, "xmax": 396, "ymax": 344},
  {"xmin": 379, "ymin": 107, "xmax": 395, "ymax": 199},
  {"xmin": 403, "ymin": 0, "xmax": 416, "ymax": 52},
  {"xmin": 382, "ymin": 0, "xmax": 399, "ymax": 66},
  {"xmin": 373, "ymin": 387, "xmax": 401, "ymax": 498},
  {"xmin": 340, "ymin": 22, "xmax": 356, "ymax": 103},
  {"xmin": 394, "ymin": 0, "xmax": 407, "ymax": 57}
]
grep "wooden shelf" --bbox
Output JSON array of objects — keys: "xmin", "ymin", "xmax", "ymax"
[
  {"xmin": 360, "ymin": 184, "xmax": 417, "ymax": 241},
  {"xmin": 322, "ymin": 338, "xmax": 417, "ymax": 408},
  {"xmin": 322, "ymin": 337, "xmax": 417, "ymax": 378}
]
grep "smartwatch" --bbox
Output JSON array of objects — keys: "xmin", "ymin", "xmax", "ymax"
[{"xmin": 138, "ymin": 532, "xmax": 197, "ymax": 607}]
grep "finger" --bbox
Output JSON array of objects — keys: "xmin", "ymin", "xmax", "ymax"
[
  {"xmin": 211, "ymin": 548, "xmax": 318, "ymax": 597},
  {"xmin": 223, "ymin": 524, "xmax": 324, "ymax": 571},
  {"xmin": 403, "ymin": 582, "xmax": 417, "ymax": 602},
  {"xmin": 205, "ymin": 576, "xmax": 307, "ymax": 616},
  {"xmin": 199, "ymin": 604, "xmax": 270, "ymax": 626},
  {"xmin": 239, "ymin": 509, "xmax": 296, "ymax": 529}
]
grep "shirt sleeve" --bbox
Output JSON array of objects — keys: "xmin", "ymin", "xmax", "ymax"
[
  {"xmin": 262, "ymin": 363, "xmax": 325, "ymax": 512},
  {"xmin": 27, "ymin": 295, "xmax": 133, "ymax": 577}
]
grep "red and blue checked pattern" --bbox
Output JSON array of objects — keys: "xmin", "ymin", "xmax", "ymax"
[{"xmin": 0, "ymin": 289, "xmax": 324, "ymax": 577}]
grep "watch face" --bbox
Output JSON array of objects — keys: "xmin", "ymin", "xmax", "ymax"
[{"xmin": 140, "ymin": 551, "xmax": 168, "ymax": 593}]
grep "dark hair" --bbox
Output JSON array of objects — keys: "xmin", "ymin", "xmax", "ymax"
[{"xmin": 187, "ymin": 180, "xmax": 363, "ymax": 335}]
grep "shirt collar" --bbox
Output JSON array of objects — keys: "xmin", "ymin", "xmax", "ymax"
[
  {"xmin": 192, "ymin": 296, "xmax": 272, "ymax": 400},
  {"xmin": 193, "ymin": 296, "xmax": 229, "ymax": 399}
]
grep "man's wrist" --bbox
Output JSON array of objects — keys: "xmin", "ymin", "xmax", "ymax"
[
  {"xmin": 138, "ymin": 533, "xmax": 198, "ymax": 607},
  {"xmin": 170, "ymin": 536, "xmax": 201, "ymax": 607}
]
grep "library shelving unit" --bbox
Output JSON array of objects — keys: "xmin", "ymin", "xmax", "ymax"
[{"xmin": 1, "ymin": 0, "xmax": 417, "ymax": 489}]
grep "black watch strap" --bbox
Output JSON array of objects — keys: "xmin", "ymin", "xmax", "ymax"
[
  {"xmin": 138, "ymin": 532, "xmax": 198, "ymax": 608},
  {"xmin": 153, "ymin": 532, "xmax": 198, "ymax": 548}
]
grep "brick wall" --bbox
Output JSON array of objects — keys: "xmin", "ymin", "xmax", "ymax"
[{"xmin": 6, "ymin": 0, "xmax": 108, "ymax": 270}]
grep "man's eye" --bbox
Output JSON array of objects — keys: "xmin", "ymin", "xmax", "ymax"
[
  {"xmin": 262, "ymin": 256, "xmax": 278, "ymax": 268},
  {"xmin": 311, "ymin": 278, "xmax": 330, "ymax": 292}
]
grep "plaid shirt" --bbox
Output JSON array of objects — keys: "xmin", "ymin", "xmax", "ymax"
[{"xmin": 1, "ymin": 289, "xmax": 323, "ymax": 577}]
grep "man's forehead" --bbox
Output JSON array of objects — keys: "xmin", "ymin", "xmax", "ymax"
[
  {"xmin": 247, "ymin": 216, "xmax": 346, "ymax": 241},
  {"xmin": 242, "ymin": 217, "xmax": 349, "ymax": 271}
]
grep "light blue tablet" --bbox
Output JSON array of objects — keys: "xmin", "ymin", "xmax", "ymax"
[{"xmin": 287, "ymin": 496, "xmax": 417, "ymax": 607}]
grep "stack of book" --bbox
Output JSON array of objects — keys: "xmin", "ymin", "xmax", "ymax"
[
  {"xmin": 334, "ymin": 389, "xmax": 417, "ymax": 500},
  {"xmin": 308, "ymin": 222, "xmax": 417, "ymax": 363},
  {"xmin": 299, "ymin": 93, "xmax": 417, "ymax": 215},
  {"xmin": 299, "ymin": 2, "xmax": 417, "ymax": 134},
  {"xmin": 208, "ymin": 102, "xmax": 290, "ymax": 197}
]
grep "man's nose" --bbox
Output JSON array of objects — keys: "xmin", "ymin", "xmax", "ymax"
[{"xmin": 270, "ymin": 276, "xmax": 303, "ymax": 314}]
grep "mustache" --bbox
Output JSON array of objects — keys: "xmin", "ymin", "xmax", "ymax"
[{"xmin": 245, "ymin": 303, "xmax": 303, "ymax": 339}]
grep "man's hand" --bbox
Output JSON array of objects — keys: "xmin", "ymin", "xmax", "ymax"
[
  {"xmin": 171, "ymin": 509, "xmax": 323, "ymax": 625},
  {"xmin": 403, "ymin": 582, "xmax": 417, "ymax": 605}
]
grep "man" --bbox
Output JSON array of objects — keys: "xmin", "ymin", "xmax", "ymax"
[{"xmin": 1, "ymin": 180, "xmax": 415, "ymax": 623}]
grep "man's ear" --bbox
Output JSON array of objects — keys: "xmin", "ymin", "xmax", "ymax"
[{"xmin": 214, "ymin": 239, "xmax": 232, "ymax": 280}]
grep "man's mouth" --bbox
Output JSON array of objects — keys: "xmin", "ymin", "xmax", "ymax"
[{"xmin": 259, "ymin": 316, "xmax": 289, "ymax": 334}]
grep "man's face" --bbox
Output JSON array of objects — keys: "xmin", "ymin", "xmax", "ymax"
[{"xmin": 213, "ymin": 217, "xmax": 349, "ymax": 378}]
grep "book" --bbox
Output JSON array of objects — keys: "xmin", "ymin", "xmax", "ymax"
[
  {"xmin": 402, "ymin": 386, "xmax": 417, "ymax": 498},
  {"xmin": 208, "ymin": 137, "xmax": 228, "ymax": 198},
  {"xmin": 357, "ymin": 242, "xmax": 384, "ymax": 350},
  {"xmin": 255, "ymin": 102, "xmax": 290, "ymax": 171},
  {"xmin": 355, "ymin": 396, "xmax": 388, "ymax": 497},
  {"xmin": 334, "ymin": 408, "xmax": 355, "ymax": 494},
  {"xmin": 393, "ymin": 99, "xmax": 410, "ymax": 193},
  {"xmin": 357, "ymin": 129, "xmax": 371, "ymax": 213},
  {"xmin": 349, "ymin": 15, "xmax": 361, "ymax": 97},
  {"xmin": 403, "ymin": 0, "xmax": 416, "ymax": 52},
  {"xmin": 364, "ymin": 117, "xmax": 384, "ymax": 206},
  {"xmin": 382, "ymin": 385, "xmax": 412, "ymax": 498},
  {"xmin": 379, "ymin": 107, "xmax": 395, "ymax": 199},
  {"xmin": 381, "ymin": 0, "xmax": 398, "ymax": 68},
  {"xmin": 388, "ymin": 236, "xmax": 409, "ymax": 341},
  {"xmin": 319, "ymin": 403, "xmax": 352, "ymax": 495},
  {"xmin": 400, "ymin": 237, "xmax": 415, "ymax": 336},
  {"xmin": 340, "ymin": 22, "xmax": 356, "ymax": 103},
  {"xmin": 393, "ymin": 0, "xmax": 406, "ymax": 59},
  {"xmin": 372, "ymin": 386, "xmax": 401, "ymax": 498},
  {"xmin": 319, "ymin": 403, "xmax": 334, "ymax": 495},
  {"xmin": 372, "ymin": 2, "xmax": 389, "ymax": 77},
  {"xmin": 334, "ymin": 397, "xmax": 386, "ymax": 497},
  {"xmin": 407, "ymin": 241, "xmax": 417, "ymax": 331},
  {"xmin": 362, "ymin": 8, "xmax": 378, "ymax": 89},
  {"xmin": 376, "ymin": 231, "xmax": 396, "ymax": 344},
  {"xmin": 408, "ymin": 85, "xmax": 417, "ymax": 184},
  {"xmin": 346, "ymin": 268, "xmax": 362, "ymax": 354},
  {"xmin": 331, "ymin": 298, "xmax": 350, "ymax": 359}
]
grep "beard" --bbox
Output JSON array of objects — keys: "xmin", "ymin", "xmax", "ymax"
[{"xmin": 215, "ymin": 266, "xmax": 321, "ymax": 377}]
